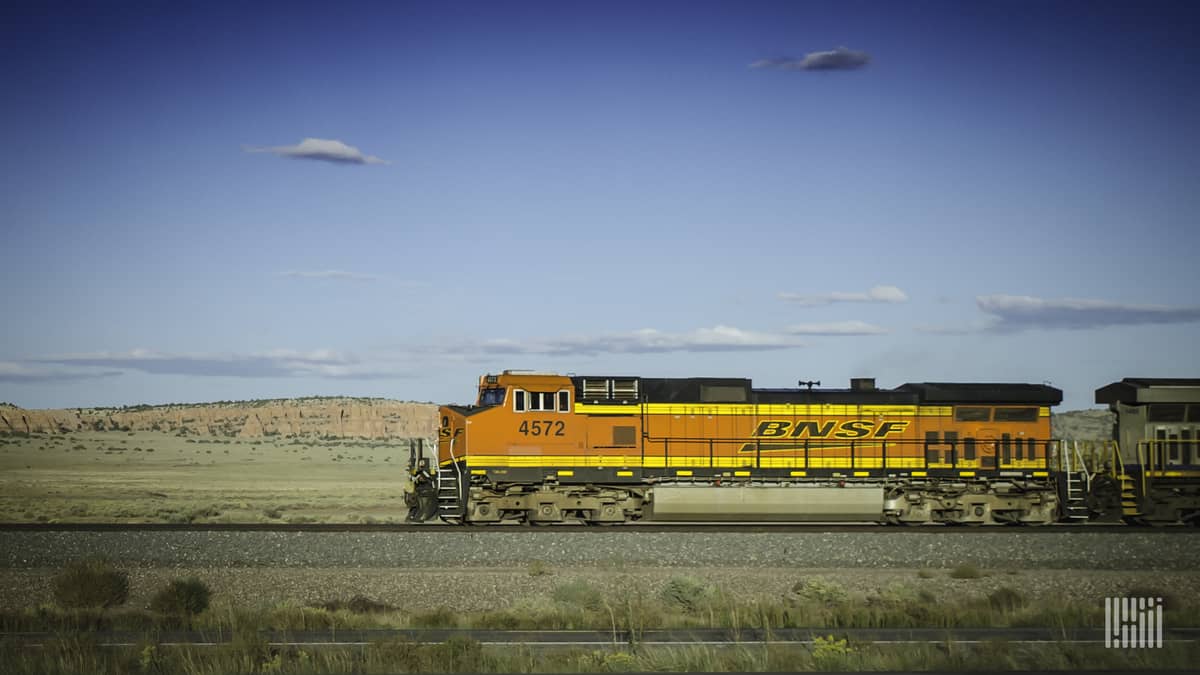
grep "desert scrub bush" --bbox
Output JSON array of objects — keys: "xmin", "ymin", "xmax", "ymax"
[
  {"xmin": 552, "ymin": 579, "xmax": 604, "ymax": 610},
  {"xmin": 150, "ymin": 577, "xmax": 211, "ymax": 616},
  {"xmin": 791, "ymin": 577, "xmax": 848, "ymax": 606},
  {"xmin": 192, "ymin": 506, "xmax": 221, "ymax": 520},
  {"xmin": 1125, "ymin": 586, "xmax": 1182, "ymax": 612},
  {"xmin": 316, "ymin": 595, "xmax": 394, "ymax": 614},
  {"xmin": 660, "ymin": 576, "xmax": 712, "ymax": 613},
  {"xmin": 411, "ymin": 607, "xmax": 458, "ymax": 628},
  {"xmin": 53, "ymin": 559, "xmax": 129, "ymax": 609},
  {"xmin": 987, "ymin": 587, "xmax": 1026, "ymax": 612},
  {"xmin": 432, "ymin": 636, "xmax": 485, "ymax": 672},
  {"xmin": 811, "ymin": 634, "xmax": 853, "ymax": 667},
  {"xmin": 949, "ymin": 563, "xmax": 983, "ymax": 579}
]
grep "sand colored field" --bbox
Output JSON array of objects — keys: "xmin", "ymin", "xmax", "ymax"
[{"xmin": 0, "ymin": 431, "xmax": 425, "ymax": 524}]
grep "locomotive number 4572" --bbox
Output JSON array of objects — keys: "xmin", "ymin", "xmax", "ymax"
[{"xmin": 518, "ymin": 420, "xmax": 565, "ymax": 436}]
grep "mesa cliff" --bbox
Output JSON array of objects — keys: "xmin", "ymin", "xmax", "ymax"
[{"xmin": 0, "ymin": 398, "xmax": 438, "ymax": 439}]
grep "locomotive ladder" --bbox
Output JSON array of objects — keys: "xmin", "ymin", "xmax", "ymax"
[
  {"xmin": 1060, "ymin": 441, "xmax": 1091, "ymax": 521},
  {"xmin": 436, "ymin": 464, "xmax": 465, "ymax": 519}
]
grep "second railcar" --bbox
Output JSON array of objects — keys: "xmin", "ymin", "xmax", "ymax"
[{"xmin": 1091, "ymin": 378, "xmax": 1200, "ymax": 525}]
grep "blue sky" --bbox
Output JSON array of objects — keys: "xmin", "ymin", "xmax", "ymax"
[{"xmin": 2, "ymin": 0, "xmax": 1198, "ymax": 410}]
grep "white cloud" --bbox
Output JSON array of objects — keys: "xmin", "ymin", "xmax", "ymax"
[
  {"xmin": 977, "ymin": 294, "xmax": 1200, "ymax": 331},
  {"xmin": 778, "ymin": 285, "xmax": 909, "ymax": 306},
  {"xmin": 751, "ymin": 47, "xmax": 871, "ymax": 71},
  {"xmin": 282, "ymin": 270, "xmax": 379, "ymax": 282},
  {"xmin": 912, "ymin": 323, "xmax": 992, "ymax": 336},
  {"xmin": 34, "ymin": 349, "xmax": 407, "ymax": 380},
  {"xmin": 785, "ymin": 321, "xmax": 888, "ymax": 335},
  {"xmin": 245, "ymin": 138, "xmax": 389, "ymax": 165},
  {"xmin": 0, "ymin": 362, "xmax": 123, "ymax": 383},
  {"xmin": 14, "ymin": 324, "xmax": 808, "ymax": 383},
  {"xmin": 460, "ymin": 325, "xmax": 807, "ymax": 357}
]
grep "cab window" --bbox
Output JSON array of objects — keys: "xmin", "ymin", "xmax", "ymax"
[
  {"xmin": 479, "ymin": 388, "xmax": 505, "ymax": 406},
  {"xmin": 528, "ymin": 392, "xmax": 556, "ymax": 411},
  {"xmin": 513, "ymin": 389, "xmax": 571, "ymax": 412}
]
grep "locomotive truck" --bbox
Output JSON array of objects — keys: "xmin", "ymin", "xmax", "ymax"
[{"xmin": 405, "ymin": 370, "xmax": 1094, "ymax": 526}]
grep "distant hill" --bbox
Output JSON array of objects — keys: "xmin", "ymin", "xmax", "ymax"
[
  {"xmin": 1052, "ymin": 409, "xmax": 1114, "ymax": 441},
  {"xmin": 0, "ymin": 398, "xmax": 437, "ymax": 439}
]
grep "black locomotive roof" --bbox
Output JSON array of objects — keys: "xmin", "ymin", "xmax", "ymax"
[
  {"xmin": 753, "ymin": 388, "xmax": 918, "ymax": 405},
  {"xmin": 894, "ymin": 382, "xmax": 1062, "ymax": 405},
  {"xmin": 574, "ymin": 375, "xmax": 1060, "ymax": 406},
  {"xmin": 640, "ymin": 377, "xmax": 751, "ymax": 403},
  {"xmin": 1095, "ymin": 378, "xmax": 1200, "ymax": 405},
  {"xmin": 443, "ymin": 403, "xmax": 494, "ymax": 417}
]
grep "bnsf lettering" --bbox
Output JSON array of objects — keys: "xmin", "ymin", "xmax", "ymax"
[
  {"xmin": 874, "ymin": 421, "xmax": 909, "ymax": 437},
  {"xmin": 794, "ymin": 421, "xmax": 836, "ymax": 438},
  {"xmin": 753, "ymin": 420, "xmax": 910, "ymax": 439},
  {"xmin": 834, "ymin": 420, "xmax": 873, "ymax": 438},
  {"xmin": 753, "ymin": 421, "xmax": 792, "ymax": 437}
]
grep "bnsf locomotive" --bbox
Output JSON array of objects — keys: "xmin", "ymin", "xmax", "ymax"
[{"xmin": 406, "ymin": 371, "xmax": 1095, "ymax": 526}]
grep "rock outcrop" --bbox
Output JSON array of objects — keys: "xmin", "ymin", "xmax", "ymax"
[
  {"xmin": 0, "ymin": 398, "xmax": 437, "ymax": 439},
  {"xmin": 1051, "ymin": 408, "xmax": 1115, "ymax": 441}
]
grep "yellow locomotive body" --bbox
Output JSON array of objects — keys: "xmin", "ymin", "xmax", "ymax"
[{"xmin": 408, "ymin": 371, "xmax": 1067, "ymax": 525}]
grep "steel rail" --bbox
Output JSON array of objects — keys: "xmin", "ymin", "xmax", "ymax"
[
  {"xmin": 4, "ymin": 626, "xmax": 1199, "ymax": 647},
  {"xmin": 0, "ymin": 522, "xmax": 1193, "ymax": 533}
]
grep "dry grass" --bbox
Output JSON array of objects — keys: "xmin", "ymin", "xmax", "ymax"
[
  {"xmin": 2, "ymin": 638, "xmax": 1197, "ymax": 675},
  {"xmin": 3, "ymin": 559, "xmax": 1198, "ymax": 673},
  {"xmin": 0, "ymin": 431, "xmax": 418, "ymax": 524},
  {"xmin": 2, "ymin": 598, "xmax": 1198, "ymax": 675}
]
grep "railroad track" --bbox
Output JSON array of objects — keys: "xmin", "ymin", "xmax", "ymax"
[
  {"xmin": 0, "ymin": 522, "xmax": 1193, "ymax": 533},
  {"xmin": 5, "ymin": 626, "xmax": 1199, "ymax": 647}
]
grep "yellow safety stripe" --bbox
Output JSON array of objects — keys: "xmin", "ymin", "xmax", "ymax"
[
  {"xmin": 462, "ymin": 454, "xmax": 1044, "ymax": 471},
  {"xmin": 575, "ymin": 403, "xmax": 956, "ymax": 417}
]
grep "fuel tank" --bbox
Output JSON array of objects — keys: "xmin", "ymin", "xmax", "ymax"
[{"xmin": 646, "ymin": 485, "xmax": 883, "ymax": 522}]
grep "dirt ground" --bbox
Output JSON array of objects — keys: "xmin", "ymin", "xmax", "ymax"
[{"xmin": 0, "ymin": 431, "xmax": 416, "ymax": 524}]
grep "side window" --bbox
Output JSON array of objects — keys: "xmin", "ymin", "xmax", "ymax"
[
  {"xmin": 994, "ymin": 407, "xmax": 1038, "ymax": 422},
  {"xmin": 514, "ymin": 390, "xmax": 527, "ymax": 412},
  {"xmin": 954, "ymin": 407, "xmax": 991, "ymax": 422},
  {"xmin": 1149, "ymin": 404, "xmax": 1186, "ymax": 423},
  {"xmin": 557, "ymin": 390, "xmax": 571, "ymax": 413}
]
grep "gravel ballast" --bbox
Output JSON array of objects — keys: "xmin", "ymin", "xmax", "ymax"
[
  {"xmin": 3, "ymin": 530, "xmax": 1197, "ymax": 613},
  {"xmin": 2, "ymin": 530, "xmax": 1197, "ymax": 570}
]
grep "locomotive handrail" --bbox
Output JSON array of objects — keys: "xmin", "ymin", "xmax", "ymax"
[
  {"xmin": 1072, "ymin": 440, "xmax": 1091, "ymax": 493},
  {"xmin": 626, "ymin": 435, "xmax": 1051, "ymax": 472},
  {"xmin": 1136, "ymin": 441, "xmax": 1147, "ymax": 496},
  {"xmin": 447, "ymin": 437, "xmax": 463, "ymax": 499}
]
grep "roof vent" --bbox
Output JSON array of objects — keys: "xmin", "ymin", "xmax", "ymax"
[{"xmin": 851, "ymin": 378, "xmax": 876, "ymax": 392}]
